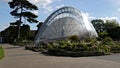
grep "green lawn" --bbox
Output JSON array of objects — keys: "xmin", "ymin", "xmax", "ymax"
[{"xmin": 0, "ymin": 46, "xmax": 5, "ymax": 60}]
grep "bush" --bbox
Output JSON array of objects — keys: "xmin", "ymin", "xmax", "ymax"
[
  {"xmin": 98, "ymin": 32, "xmax": 108, "ymax": 39},
  {"xmin": 102, "ymin": 37, "xmax": 115, "ymax": 45},
  {"xmin": 26, "ymin": 37, "xmax": 120, "ymax": 57},
  {"xmin": 68, "ymin": 35, "xmax": 79, "ymax": 41},
  {"xmin": 0, "ymin": 46, "xmax": 5, "ymax": 60},
  {"xmin": 14, "ymin": 40, "xmax": 33, "ymax": 46},
  {"xmin": 110, "ymin": 45, "xmax": 120, "ymax": 53},
  {"xmin": 41, "ymin": 40, "xmax": 108, "ymax": 57}
]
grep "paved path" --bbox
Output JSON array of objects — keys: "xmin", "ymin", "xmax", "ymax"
[{"xmin": 0, "ymin": 44, "xmax": 120, "ymax": 68}]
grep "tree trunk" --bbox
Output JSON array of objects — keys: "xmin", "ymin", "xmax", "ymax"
[{"xmin": 17, "ymin": 4, "xmax": 23, "ymax": 39}]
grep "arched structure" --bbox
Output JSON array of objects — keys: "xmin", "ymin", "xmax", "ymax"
[{"xmin": 35, "ymin": 6, "xmax": 98, "ymax": 44}]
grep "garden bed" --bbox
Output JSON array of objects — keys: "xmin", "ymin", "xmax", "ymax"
[{"xmin": 25, "ymin": 37, "xmax": 120, "ymax": 57}]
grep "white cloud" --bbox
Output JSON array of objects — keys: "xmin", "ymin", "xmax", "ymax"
[
  {"xmin": 32, "ymin": 10, "xmax": 39, "ymax": 15},
  {"xmin": 84, "ymin": 12, "xmax": 119, "ymax": 23},
  {"xmin": 99, "ymin": 17, "xmax": 118, "ymax": 21},
  {"xmin": 43, "ymin": 6, "xmax": 53, "ymax": 14},
  {"xmin": 83, "ymin": 12, "xmax": 96, "ymax": 20},
  {"xmin": 28, "ymin": 0, "xmax": 61, "ymax": 14},
  {"xmin": 0, "ymin": 24, "xmax": 9, "ymax": 31},
  {"xmin": 90, "ymin": 16, "xmax": 119, "ymax": 23},
  {"xmin": 1, "ymin": 0, "xmax": 62, "ymax": 14},
  {"xmin": 56, "ymin": 4, "xmax": 65, "ymax": 9}
]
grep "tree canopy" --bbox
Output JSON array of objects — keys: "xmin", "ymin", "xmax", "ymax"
[
  {"xmin": 91, "ymin": 19, "xmax": 120, "ymax": 40},
  {"xmin": 8, "ymin": 0, "xmax": 38, "ymax": 24},
  {"xmin": 8, "ymin": 0, "xmax": 38, "ymax": 39},
  {"xmin": 91, "ymin": 19, "xmax": 105, "ymax": 33},
  {"xmin": 105, "ymin": 20, "xmax": 119, "ymax": 31}
]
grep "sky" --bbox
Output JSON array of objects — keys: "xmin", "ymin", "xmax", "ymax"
[{"xmin": 0, "ymin": 0, "xmax": 120, "ymax": 31}]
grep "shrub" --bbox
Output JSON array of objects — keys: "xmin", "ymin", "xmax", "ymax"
[
  {"xmin": 98, "ymin": 32, "xmax": 108, "ymax": 39},
  {"xmin": 68, "ymin": 35, "xmax": 79, "ymax": 41},
  {"xmin": 26, "ymin": 37, "xmax": 120, "ymax": 57},
  {"xmin": 43, "ymin": 40, "xmax": 107, "ymax": 57},
  {"xmin": 0, "ymin": 46, "xmax": 5, "ymax": 60},
  {"xmin": 102, "ymin": 37, "xmax": 115, "ymax": 45},
  {"xmin": 110, "ymin": 45, "xmax": 120, "ymax": 53}
]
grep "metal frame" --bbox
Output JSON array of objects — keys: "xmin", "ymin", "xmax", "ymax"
[{"xmin": 35, "ymin": 6, "xmax": 98, "ymax": 44}]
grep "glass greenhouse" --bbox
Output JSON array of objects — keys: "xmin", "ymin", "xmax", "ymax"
[{"xmin": 35, "ymin": 6, "xmax": 98, "ymax": 44}]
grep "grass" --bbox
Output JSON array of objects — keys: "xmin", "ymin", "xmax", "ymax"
[{"xmin": 0, "ymin": 46, "xmax": 5, "ymax": 60}]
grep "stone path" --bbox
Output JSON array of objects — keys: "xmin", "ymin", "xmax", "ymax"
[{"xmin": 0, "ymin": 44, "xmax": 120, "ymax": 68}]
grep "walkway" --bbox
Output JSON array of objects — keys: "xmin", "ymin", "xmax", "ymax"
[{"xmin": 0, "ymin": 44, "xmax": 120, "ymax": 68}]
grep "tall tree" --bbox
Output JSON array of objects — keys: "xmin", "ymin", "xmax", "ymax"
[
  {"xmin": 105, "ymin": 20, "xmax": 120, "ymax": 39},
  {"xmin": 105, "ymin": 20, "xmax": 119, "ymax": 31},
  {"xmin": 8, "ymin": 0, "xmax": 38, "ymax": 39},
  {"xmin": 108, "ymin": 27, "xmax": 120, "ymax": 40},
  {"xmin": 91, "ymin": 19, "xmax": 105, "ymax": 33}
]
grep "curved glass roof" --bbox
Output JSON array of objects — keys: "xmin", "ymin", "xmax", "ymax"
[{"xmin": 35, "ymin": 6, "xmax": 98, "ymax": 44}]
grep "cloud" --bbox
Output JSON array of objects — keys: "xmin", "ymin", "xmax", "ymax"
[
  {"xmin": 84, "ymin": 12, "xmax": 119, "ymax": 23},
  {"xmin": 1, "ymin": 0, "xmax": 62, "ymax": 14},
  {"xmin": 32, "ymin": 10, "xmax": 39, "ymax": 15},
  {"xmin": 43, "ymin": 6, "xmax": 53, "ymax": 14},
  {"xmin": 99, "ymin": 17, "xmax": 118, "ymax": 21},
  {"xmin": 83, "ymin": 12, "xmax": 97, "ymax": 20},
  {"xmin": 28, "ymin": 0, "xmax": 61, "ymax": 14},
  {"xmin": 0, "ymin": 24, "xmax": 9, "ymax": 31},
  {"xmin": 102, "ymin": 17, "xmax": 118, "ymax": 20},
  {"xmin": 90, "ymin": 16, "xmax": 119, "ymax": 22},
  {"xmin": 56, "ymin": 4, "xmax": 65, "ymax": 9}
]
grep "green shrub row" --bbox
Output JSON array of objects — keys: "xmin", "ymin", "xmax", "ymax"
[{"xmin": 26, "ymin": 37, "xmax": 120, "ymax": 57}]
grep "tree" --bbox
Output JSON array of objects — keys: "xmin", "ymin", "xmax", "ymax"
[
  {"xmin": 21, "ymin": 24, "xmax": 30, "ymax": 40},
  {"xmin": 35, "ymin": 22, "xmax": 43, "ymax": 35},
  {"xmin": 1, "ymin": 26, "xmax": 18, "ymax": 43},
  {"xmin": 37, "ymin": 22, "xmax": 43, "ymax": 30},
  {"xmin": 8, "ymin": 0, "xmax": 38, "ymax": 39},
  {"xmin": 91, "ymin": 19, "xmax": 108, "ymax": 39},
  {"xmin": 105, "ymin": 20, "xmax": 120, "ymax": 40},
  {"xmin": 108, "ymin": 27, "xmax": 120, "ymax": 40},
  {"xmin": 105, "ymin": 20, "xmax": 119, "ymax": 31},
  {"xmin": 91, "ymin": 19, "xmax": 105, "ymax": 33}
]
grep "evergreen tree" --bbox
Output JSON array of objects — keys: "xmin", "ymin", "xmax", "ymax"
[{"xmin": 8, "ymin": 0, "xmax": 38, "ymax": 39}]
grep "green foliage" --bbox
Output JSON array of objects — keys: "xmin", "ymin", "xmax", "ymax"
[
  {"xmin": 108, "ymin": 27, "xmax": 120, "ymax": 40},
  {"xmin": 105, "ymin": 20, "xmax": 119, "ymax": 31},
  {"xmin": 91, "ymin": 19, "xmax": 105, "ymax": 33},
  {"xmin": 8, "ymin": 0, "xmax": 38, "ymax": 23},
  {"xmin": 110, "ymin": 45, "xmax": 120, "ymax": 53},
  {"xmin": 8, "ymin": 0, "xmax": 38, "ymax": 39},
  {"xmin": 0, "ymin": 46, "xmax": 5, "ymax": 60},
  {"xmin": 91, "ymin": 19, "xmax": 120, "ymax": 40},
  {"xmin": 98, "ymin": 32, "xmax": 108, "ymax": 39},
  {"xmin": 1, "ymin": 24, "xmax": 31, "ymax": 43},
  {"xmin": 68, "ymin": 35, "xmax": 79, "ymax": 41},
  {"xmin": 26, "ymin": 37, "xmax": 120, "ymax": 57},
  {"xmin": 37, "ymin": 39, "xmax": 111, "ymax": 57},
  {"xmin": 102, "ymin": 37, "xmax": 115, "ymax": 45},
  {"xmin": 0, "ymin": 26, "xmax": 18, "ymax": 43},
  {"xmin": 20, "ymin": 24, "xmax": 30, "ymax": 40}
]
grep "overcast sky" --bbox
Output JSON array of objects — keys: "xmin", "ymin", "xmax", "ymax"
[{"xmin": 0, "ymin": 0, "xmax": 120, "ymax": 31}]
